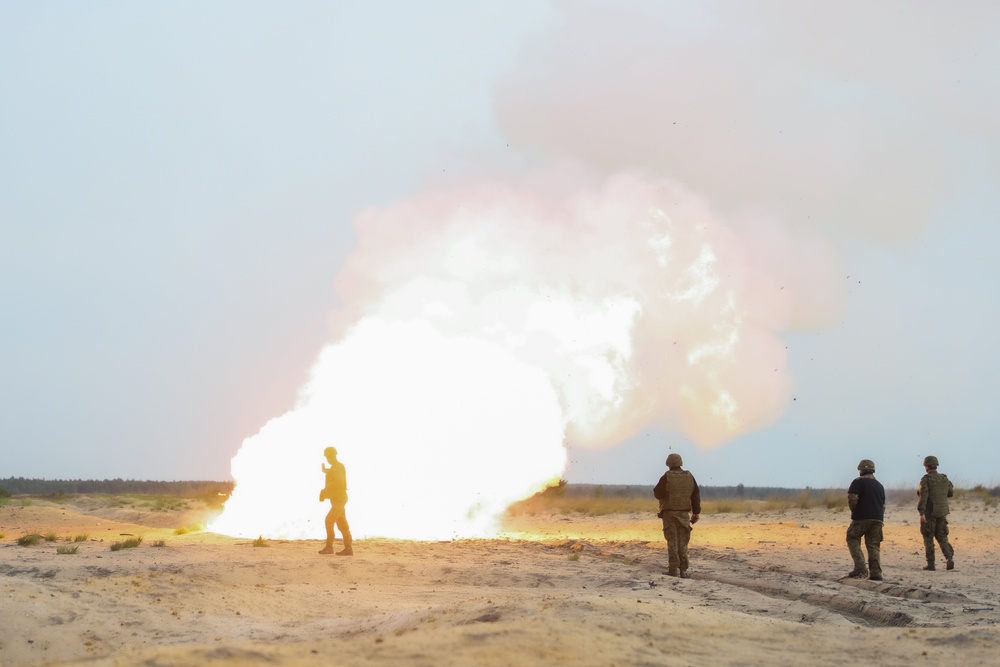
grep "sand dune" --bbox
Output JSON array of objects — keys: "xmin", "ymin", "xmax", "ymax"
[{"xmin": 2, "ymin": 496, "xmax": 999, "ymax": 666}]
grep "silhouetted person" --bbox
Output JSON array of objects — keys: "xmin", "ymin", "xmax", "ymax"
[
  {"xmin": 319, "ymin": 446, "xmax": 353, "ymax": 555},
  {"xmin": 653, "ymin": 452, "xmax": 700, "ymax": 578},
  {"xmin": 846, "ymin": 459, "xmax": 885, "ymax": 581}
]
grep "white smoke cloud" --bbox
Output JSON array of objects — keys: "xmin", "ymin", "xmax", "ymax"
[
  {"xmin": 213, "ymin": 169, "xmax": 835, "ymax": 538},
  {"xmin": 494, "ymin": 1, "xmax": 1000, "ymax": 242},
  {"xmin": 333, "ymin": 170, "xmax": 823, "ymax": 448},
  {"xmin": 212, "ymin": 2, "xmax": 958, "ymax": 538}
]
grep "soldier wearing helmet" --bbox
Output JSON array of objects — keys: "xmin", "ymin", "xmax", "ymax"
[
  {"xmin": 318, "ymin": 446, "xmax": 353, "ymax": 556},
  {"xmin": 653, "ymin": 452, "xmax": 701, "ymax": 578},
  {"xmin": 846, "ymin": 459, "xmax": 886, "ymax": 580},
  {"xmin": 917, "ymin": 455, "xmax": 954, "ymax": 571}
]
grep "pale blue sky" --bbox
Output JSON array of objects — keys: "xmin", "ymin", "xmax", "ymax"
[{"xmin": 3, "ymin": 1, "xmax": 998, "ymax": 489}]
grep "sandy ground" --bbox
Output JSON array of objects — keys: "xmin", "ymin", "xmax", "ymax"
[{"xmin": 2, "ymin": 496, "xmax": 1000, "ymax": 666}]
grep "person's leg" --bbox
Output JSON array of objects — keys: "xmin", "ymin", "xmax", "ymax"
[
  {"xmin": 864, "ymin": 521, "xmax": 883, "ymax": 580},
  {"xmin": 846, "ymin": 522, "xmax": 868, "ymax": 576},
  {"xmin": 662, "ymin": 516, "xmax": 680, "ymax": 574},
  {"xmin": 677, "ymin": 521, "xmax": 692, "ymax": 576},
  {"xmin": 335, "ymin": 508, "xmax": 353, "ymax": 555},
  {"xmin": 319, "ymin": 506, "xmax": 336, "ymax": 554},
  {"xmin": 934, "ymin": 517, "xmax": 954, "ymax": 567},
  {"xmin": 920, "ymin": 520, "xmax": 936, "ymax": 569}
]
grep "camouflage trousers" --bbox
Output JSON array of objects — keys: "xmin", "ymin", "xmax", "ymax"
[
  {"xmin": 661, "ymin": 511, "xmax": 693, "ymax": 573},
  {"xmin": 846, "ymin": 519, "xmax": 883, "ymax": 577},
  {"xmin": 920, "ymin": 516, "xmax": 954, "ymax": 563}
]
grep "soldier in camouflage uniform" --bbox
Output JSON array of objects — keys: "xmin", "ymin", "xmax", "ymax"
[
  {"xmin": 917, "ymin": 455, "xmax": 954, "ymax": 571},
  {"xmin": 846, "ymin": 459, "xmax": 885, "ymax": 581},
  {"xmin": 653, "ymin": 453, "xmax": 701, "ymax": 578}
]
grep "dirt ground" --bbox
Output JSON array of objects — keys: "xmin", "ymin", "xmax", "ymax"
[{"xmin": 2, "ymin": 495, "xmax": 999, "ymax": 666}]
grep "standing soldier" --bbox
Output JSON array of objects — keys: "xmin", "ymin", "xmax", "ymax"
[
  {"xmin": 319, "ymin": 446, "xmax": 353, "ymax": 556},
  {"xmin": 917, "ymin": 455, "xmax": 954, "ymax": 571},
  {"xmin": 653, "ymin": 453, "xmax": 701, "ymax": 578},
  {"xmin": 846, "ymin": 459, "xmax": 885, "ymax": 581}
]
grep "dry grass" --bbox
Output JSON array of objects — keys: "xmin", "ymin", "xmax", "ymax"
[
  {"xmin": 56, "ymin": 545, "xmax": 79, "ymax": 555},
  {"xmin": 109, "ymin": 536, "xmax": 143, "ymax": 551},
  {"xmin": 17, "ymin": 533, "xmax": 43, "ymax": 546},
  {"xmin": 505, "ymin": 489, "xmax": 852, "ymax": 517},
  {"xmin": 506, "ymin": 484, "xmax": 997, "ymax": 517}
]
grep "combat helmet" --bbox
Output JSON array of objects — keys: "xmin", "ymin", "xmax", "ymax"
[
  {"xmin": 666, "ymin": 453, "xmax": 683, "ymax": 468},
  {"xmin": 857, "ymin": 459, "xmax": 876, "ymax": 473},
  {"xmin": 923, "ymin": 455, "xmax": 939, "ymax": 468}
]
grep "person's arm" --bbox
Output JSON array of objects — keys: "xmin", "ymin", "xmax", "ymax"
[
  {"xmin": 848, "ymin": 478, "xmax": 860, "ymax": 510},
  {"xmin": 917, "ymin": 477, "xmax": 928, "ymax": 522},
  {"xmin": 653, "ymin": 474, "xmax": 668, "ymax": 500},
  {"xmin": 691, "ymin": 477, "xmax": 701, "ymax": 523}
]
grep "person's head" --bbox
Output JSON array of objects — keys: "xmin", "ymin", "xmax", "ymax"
[
  {"xmin": 324, "ymin": 446, "xmax": 338, "ymax": 463},
  {"xmin": 666, "ymin": 453, "xmax": 683, "ymax": 469},
  {"xmin": 923, "ymin": 455, "xmax": 939, "ymax": 471},
  {"xmin": 857, "ymin": 459, "xmax": 876, "ymax": 475}
]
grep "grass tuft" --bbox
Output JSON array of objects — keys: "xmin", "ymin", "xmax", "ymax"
[
  {"xmin": 74, "ymin": 534, "xmax": 89, "ymax": 542},
  {"xmin": 252, "ymin": 535, "xmax": 268, "ymax": 547},
  {"xmin": 44, "ymin": 531, "xmax": 59, "ymax": 542},
  {"xmin": 56, "ymin": 545, "xmax": 79, "ymax": 555},
  {"xmin": 109, "ymin": 536, "xmax": 143, "ymax": 551},
  {"xmin": 17, "ymin": 533, "xmax": 43, "ymax": 546},
  {"xmin": 150, "ymin": 539, "xmax": 167, "ymax": 548}
]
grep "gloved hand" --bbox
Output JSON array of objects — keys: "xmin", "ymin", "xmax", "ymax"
[{"xmin": 691, "ymin": 514, "xmax": 700, "ymax": 524}]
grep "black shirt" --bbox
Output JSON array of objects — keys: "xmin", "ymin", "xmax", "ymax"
[{"xmin": 848, "ymin": 475, "xmax": 885, "ymax": 521}]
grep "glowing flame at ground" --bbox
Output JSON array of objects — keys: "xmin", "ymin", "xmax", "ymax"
[
  {"xmin": 211, "ymin": 319, "xmax": 565, "ymax": 540},
  {"xmin": 212, "ymin": 172, "xmax": 810, "ymax": 540}
]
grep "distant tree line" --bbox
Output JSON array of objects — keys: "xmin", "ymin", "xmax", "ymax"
[
  {"xmin": 552, "ymin": 483, "xmax": 843, "ymax": 500},
  {"xmin": 0, "ymin": 477, "xmax": 233, "ymax": 497},
  {"xmin": 548, "ymin": 482, "xmax": 1000, "ymax": 501}
]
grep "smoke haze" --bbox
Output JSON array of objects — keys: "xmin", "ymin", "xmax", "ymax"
[
  {"xmin": 215, "ymin": 169, "xmax": 839, "ymax": 538},
  {"xmin": 6, "ymin": 1, "xmax": 999, "ymax": 504}
]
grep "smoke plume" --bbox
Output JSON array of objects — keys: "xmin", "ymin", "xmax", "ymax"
[{"xmin": 212, "ymin": 170, "xmax": 835, "ymax": 539}]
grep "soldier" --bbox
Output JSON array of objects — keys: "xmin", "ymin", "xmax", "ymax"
[
  {"xmin": 917, "ymin": 455, "xmax": 954, "ymax": 571},
  {"xmin": 653, "ymin": 453, "xmax": 701, "ymax": 578},
  {"xmin": 318, "ymin": 446, "xmax": 353, "ymax": 556},
  {"xmin": 846, "ymin": 459, "xmax": 885, "ymax": 581}
]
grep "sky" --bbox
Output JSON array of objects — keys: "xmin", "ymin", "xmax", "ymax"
[{"xmin": 3, "ymin": 1, "xmax": 999, "ymax": 494}]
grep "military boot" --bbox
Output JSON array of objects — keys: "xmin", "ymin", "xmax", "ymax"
[
  {"xmin": 847, "ymin": 568, "xmax": 868, "ymax": 579},
  {"xmin": 319, "ymin": 544, "xmax": 334, "ymax": 555},
  {"xmin": 946, "ymin": 559, "xmax": 955, "ymax": 570},
  {"xmin": 923, "ymin": 562, "xmax": 935, "ymax": 571}
]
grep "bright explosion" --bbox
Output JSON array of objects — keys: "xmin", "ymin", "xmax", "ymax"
[{"xmin": 210, "ymin": 172, "xmax": 803, "ymax": 540}]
